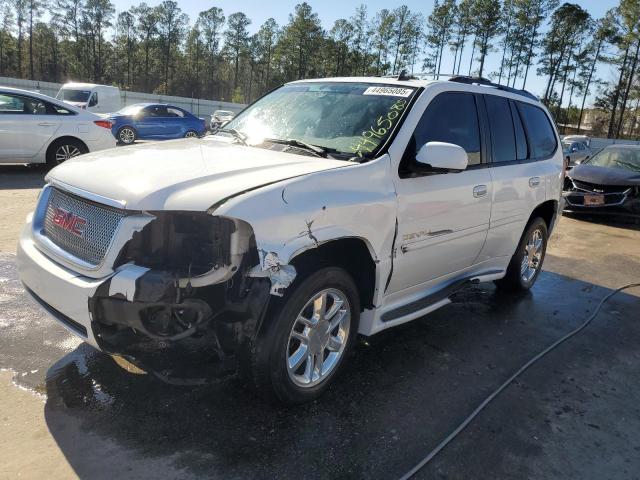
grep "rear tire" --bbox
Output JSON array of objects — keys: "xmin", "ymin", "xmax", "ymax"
[
  {"xmin": 117, "ymin": 126, "xmax": 137, "ymax": 145},
  {"xmin": 242, "ymin": 267, "xmax": 360, "ymax": 405},
  {"xmin": 495, "ymin": 217, "xmax": 548, "ymax": 292},
  {"xmin": 46, "ymin": 138, "xmax": 87, "ymax": 167}
]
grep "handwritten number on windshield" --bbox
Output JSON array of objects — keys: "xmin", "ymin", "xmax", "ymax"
[{"xmin": 351, "ymin": 99, "xmax": 407, "ymax": 157}]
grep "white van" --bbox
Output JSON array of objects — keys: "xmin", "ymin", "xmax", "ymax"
[{"xmin": 56, "ymin": 83, "xmax": 121, "ymax": 114}]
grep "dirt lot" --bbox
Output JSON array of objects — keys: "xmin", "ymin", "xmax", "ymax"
[
  {"xmin": 1, "ymin": 165, "xmax": 639, "ymax": 479},
  {"xmin": 0, "ymin": 166, "xmax": 45, "ymax": 253}
]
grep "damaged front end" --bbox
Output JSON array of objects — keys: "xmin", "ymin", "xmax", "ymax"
[{"xmin": 88, "ymin": 212, "xmax": 290, "ymax": 383}]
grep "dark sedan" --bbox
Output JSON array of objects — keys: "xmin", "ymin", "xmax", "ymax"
[
  {"xmin": 110, "ymin": 103, "xmax": 207, "ymax": 144},
  {"xmin": 563, "ymin": 144, "xmax": 640, "ymax": 219}
]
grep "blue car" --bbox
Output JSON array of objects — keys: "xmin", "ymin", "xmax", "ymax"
[{"xmin": 109, "ymin": 103, "xmax": 207, "ymax": 144}]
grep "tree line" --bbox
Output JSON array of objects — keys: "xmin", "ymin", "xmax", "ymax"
[{"xmin": 1, "ymin": 0, "xmax": 640, "ymax": 138}]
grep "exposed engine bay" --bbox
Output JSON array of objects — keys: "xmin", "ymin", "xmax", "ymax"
[{"xmin": 88, "ymin": 213, "xmax": 277, "ymax": 382}]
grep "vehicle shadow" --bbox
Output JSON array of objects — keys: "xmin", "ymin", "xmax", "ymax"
[
  {"xmin": 42, "ymin": 272, "xmax": 640, "ymax": 479},
  {"xmin": 0, "ymin": 164, "xmax": 47, "ymax": 189}
]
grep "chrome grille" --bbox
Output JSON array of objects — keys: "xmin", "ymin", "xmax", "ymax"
[
  {"xmin": 571, "ymin": 179, "xmax": 629, "ymax": 194},
  {"xmin": 43, "ymin": 188, "xmax": 126, "ymax": 266}
]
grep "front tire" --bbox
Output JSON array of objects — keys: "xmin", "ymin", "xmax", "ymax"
[
  {"xmin": 184, "ymin": 130, "xmax": 199, "ymax": 138},
  {"xmin": 495, "ymin": 217, "xmax": 548, "ymax": 292},
  {"xmin": 243, "ymin": 267, "xmax": 360, "ymax": 404}
]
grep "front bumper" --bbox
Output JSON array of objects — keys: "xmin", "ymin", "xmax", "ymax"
[
  {"xmin": 17, "ymin": 213, "xmax": 271, "ymax": 381},
  {"xmin": 562, "ymin": 191, "xmax": 640, "ymax": 219},
  {"xmin": 17, "ymin": 218, "xmax": 104, "ymax": 348}
]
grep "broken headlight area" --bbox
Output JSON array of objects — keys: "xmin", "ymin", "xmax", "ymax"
[{"xmin": 115, "ymin": 212, "xmax": 237, "ymax": 278}]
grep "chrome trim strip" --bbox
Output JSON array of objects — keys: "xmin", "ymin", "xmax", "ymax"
[{"xmin": 49, "ymin": 178, "xmax": 127, "ymax": 209}]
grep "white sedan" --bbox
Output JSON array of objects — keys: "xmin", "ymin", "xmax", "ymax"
[{"xmin": 0, "ymin": 86, "xmax": 116, "ymax": 166}]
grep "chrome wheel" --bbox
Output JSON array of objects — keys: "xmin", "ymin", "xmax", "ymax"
[
  {"xmin": 521, "ymin": 228, "xmax": 544, "ymax": 282},
  {"xmin": 286, "ymin": 288, "xmax": 351, "ymax": 388},
  {"xmin": 119, "ymin": 128, "xmax": 135, "ymax": 144},
  {"xmin": 185, "ymin": 131, "xmax": 198, "ymax": 138},
  {"xmin": 55, "ymin": 144, "xmax": 82, "ymax": 164}
]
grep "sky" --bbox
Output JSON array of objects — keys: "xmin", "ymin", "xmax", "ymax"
[{"xmin": 110, "ymin": 0, "xmax": 620, "ymax": 103}]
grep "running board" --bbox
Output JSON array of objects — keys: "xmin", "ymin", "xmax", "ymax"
[{"xmin": 380, "ymin": 270, "xmax": 503, "ymax": 323}]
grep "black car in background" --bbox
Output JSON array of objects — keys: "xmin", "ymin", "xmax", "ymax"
[{"xmin": 563, "ymin": 144, "xmax": 640, "ymax": 220}]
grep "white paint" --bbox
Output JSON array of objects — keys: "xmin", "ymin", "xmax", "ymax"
[{"xmin": 109, "ymin": 265, "xmax": 150, "ymax": 301}]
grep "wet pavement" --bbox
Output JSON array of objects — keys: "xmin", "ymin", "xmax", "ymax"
[{"xmin": 1, "ymin": 216, "xmax": 640, "ymax": 479}]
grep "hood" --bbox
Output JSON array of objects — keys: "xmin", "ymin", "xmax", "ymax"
[
  {"xmin": 47, "ymin": 138, "xmax": 349, "ymax": 211},
  {"xmin": 568, "ymin": 164, "xmax": 640, "ymax": 186}
]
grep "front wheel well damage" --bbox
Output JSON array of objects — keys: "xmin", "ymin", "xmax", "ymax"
[
  {"xmin": 530, "ymin": 200, "xmax": 558, "ymax": 230},
  {"xmin": 290, "ymin": 238, "xmax": 377, "ymax": 310}
]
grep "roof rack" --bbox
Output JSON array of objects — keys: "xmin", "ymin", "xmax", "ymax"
[{"xmin": 448, "ymin": 76, "xmax": 538, "ymax": 101}]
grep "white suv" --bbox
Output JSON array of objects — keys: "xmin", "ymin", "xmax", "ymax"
[{"xmin": 17, "ymin": 76, "xmax": 563, "ymax": 404}]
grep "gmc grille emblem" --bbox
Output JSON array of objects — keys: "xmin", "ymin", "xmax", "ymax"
[{"xmin": 51, "ymin": 207, "xmax": 87, "ymax": 237}]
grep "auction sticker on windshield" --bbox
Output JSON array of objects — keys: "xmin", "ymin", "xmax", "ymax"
[{"xmin": 363, "ymin": 86, "xmax": 414, "ymax": 97}]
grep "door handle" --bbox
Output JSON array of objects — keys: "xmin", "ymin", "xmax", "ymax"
[
  {"xmin": 473, "ymin": 185, "xmax": 488, "ymax": 198},
  {"xmin": 38, "ymin": 122, "xmax": 56, "ymax": 126},
  {"xmin": 529, "ymin": 177, "xmax": 541, "ymax": 188}
]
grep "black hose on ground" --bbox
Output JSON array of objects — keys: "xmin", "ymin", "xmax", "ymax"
[{"xmin": 399, "ymin": 282, "xmax": 640, "ymax": 480}]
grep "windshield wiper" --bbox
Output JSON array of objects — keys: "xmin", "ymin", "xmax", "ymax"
[
  {"xmin": 263, "ymin": 138, "xmax": 328, "ymax": 158},
  {"xmin": 219, "ymin": 128, "xmax": 248, "ymax": 145}
]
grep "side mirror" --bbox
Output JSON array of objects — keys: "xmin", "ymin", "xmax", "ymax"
[{"xmin": 415, "ymin": 141, "xmax": 468, "ymax": 172}]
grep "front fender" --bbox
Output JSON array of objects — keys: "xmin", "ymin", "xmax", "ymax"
[{"xmin": 214, "ymin": 155, "xmax": 398, "ymax": 294}]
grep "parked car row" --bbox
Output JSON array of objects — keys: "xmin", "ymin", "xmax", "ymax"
[{"xmin": 0, "ymin": 85, "xmax": 228, "ymax": 165}]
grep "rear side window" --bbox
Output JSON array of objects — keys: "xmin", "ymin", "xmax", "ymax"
[
  {"xmin": 50, "ymin": 103, "xmax": 75, "ymax": 115},
  {"xmin": 413, "ymin": 92, "xmax": 481, "ymax": 165},
  {"xmin": 167, "ymin": 107, "xmax": 185, "ymax": 118},
  {"xmin": 517, "ymin": 103, "xmax": 557, "ymax": 159},
  {"xmin": 511, "ymin": 102, "xmax": 528, "ymax": 160},
  {"xmin": 485, "ymin": 95, "xmax": 516, "ymax": 163}
]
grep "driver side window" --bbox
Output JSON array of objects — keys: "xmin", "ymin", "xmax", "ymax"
[{"xmin": 406, "ymin": 92, "xmax": 482, "ymax": 171}]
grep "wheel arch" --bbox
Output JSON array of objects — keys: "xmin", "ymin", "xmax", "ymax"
[
  {"xmin": 289, "ymin": 237, "xmax": 378, "ymax": 311},
  {"xmin": 529, "ymin": 199, "xmax": 558, "ymax": 232}
]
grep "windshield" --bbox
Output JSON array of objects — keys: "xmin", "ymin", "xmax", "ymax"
[
  {"xmin": 220, "ymin": 82, "xmax": 418, "ymax": 159},
  {"xmin": 117, "ymin": 104, "xmax": 145, "ymax": 116},
  {"xmin": 57, "ymin": 89, "xmax": 91, "ymax": 102},
  {"xmin": 586, "ymin": 146, "xmax": 640, "ymax": 172},
  {"xmin": 562, "ymin": 142, "xmax": 572, "ymax": 153}
]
